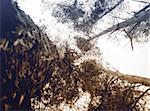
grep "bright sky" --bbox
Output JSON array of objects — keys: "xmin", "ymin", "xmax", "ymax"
[{"xmin": 17, "ymin": 0, "xmax": 150, "ymax": 78}]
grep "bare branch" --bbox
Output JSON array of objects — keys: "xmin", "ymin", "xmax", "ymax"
[
  {"xmin": 87, "ymin": 8, "xmax": 150, "ymax": 41},
  {"xmin": 123, "ymin": 29, "xmax": 134, "ymax": 50},
  {"xmin": 131, "ymin": 88, "xmax": 150, "ymax": 110},
  {"xmin": 132, "ymin": 0, "xmax": 150, "ymax": 4},
  {"xmin": 104, "ymin": 69, "xmax": 150, "ymax": 86}
]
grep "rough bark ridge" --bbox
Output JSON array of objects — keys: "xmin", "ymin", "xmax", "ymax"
[{"xmin": 0, "ymin": 0, "xmax": 57, "ymax": 110}]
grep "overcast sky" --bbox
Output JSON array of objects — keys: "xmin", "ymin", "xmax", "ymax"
[{"xmin": 17, "ymin": 0, "xmax": 150, "ymax": 78}]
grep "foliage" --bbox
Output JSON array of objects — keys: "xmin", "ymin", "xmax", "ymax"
[
  {"xmin": 52, "ymin": 0, "xmax": 124, "ymax": 33},
  {"xmin": 1, "ymin": 29, "xmax": 150, "ymax": 110}
]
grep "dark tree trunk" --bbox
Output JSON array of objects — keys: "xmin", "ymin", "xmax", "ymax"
[{"xmin": 0, "ymin": 0, "xmax": 53, "ymax": 110}]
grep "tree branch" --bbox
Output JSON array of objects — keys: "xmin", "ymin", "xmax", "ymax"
[
  {"xmin": 123, "ymin": 29, "xmax": 134, "ymax": 50},
  {"xmin": 104, "ymin": 69, "xmax": 150, "ymax": 87},
  {"xmin": 131, "ymin": 88, "xmax": 150, "ymax": 110},
  {"xmin": 87, "ymin": 7, "xmax": 150, "ymax": 42}
]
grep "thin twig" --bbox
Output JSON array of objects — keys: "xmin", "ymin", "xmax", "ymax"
[
  {"xmin": 131, "ymin": 88, "xmax": 150, "ymax": 110},
  {"xmin": 123, "ymin": 29, "xmax": 134, "ymax": 50}
]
